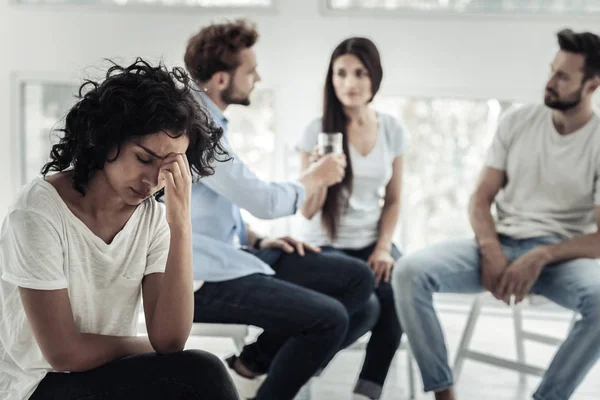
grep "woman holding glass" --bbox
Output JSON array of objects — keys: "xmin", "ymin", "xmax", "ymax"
[{"xmin": 297, "ymin": 37, "xmax": 407, "ymax": 400}]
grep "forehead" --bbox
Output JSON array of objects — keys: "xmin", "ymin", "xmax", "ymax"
[
  {"xmin": 333, "ymin": 54, "xmax": 366, "ymax": 70},
  {"xmin": 552, "ymin": 50, "xmax": 586, "ymax": 76},
  {"xmin": 134, "ymin": 131, "xmax": 189, "ymax": 157},
  {"xmin": 237, "ymin": 47, "xmax": 256, "ymax": 69}
]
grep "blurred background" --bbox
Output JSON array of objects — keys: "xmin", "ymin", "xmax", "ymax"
[
  {"xmin": 2, "ymin": 2, "xmax": 600, "ymax": 398},
  {"xmin": 2, "ymin": 0, "xmax": 600, "ymax": 253}
]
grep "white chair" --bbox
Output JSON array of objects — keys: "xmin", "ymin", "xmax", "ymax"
[
  {"xmin": 453, "ymin": 293, "xmax": 578, "ymax": 381},
  {"xmin": 138, "ymin": 315, "xmax": 249, "ymax": 352},
  {"xmin": 137, "ymin": 282, "xmax": 250, "ymax": 352},
  {"xmin": 188, "ymin": 323, "xmax": 249, "ymax": 352}
]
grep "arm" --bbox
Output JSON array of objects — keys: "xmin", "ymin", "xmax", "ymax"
[
  {"xmin": 374, "ymin": 156, "xmax": 403, "ymax": 252},
  {"xmin": 19, "ymin": 287, "xmax": 153, "ymax": 372},
  {"xmin": 142, "ymin": 154, "xmax": 194, "ymax": 354},
  {"xmin": 543, "ymin": 207, "xmax": 600, "ymax": 262},
  {"xmin": 469, "ymin": 166, "xmax": 510, "ymax": 297},
  {"xmin": 367, "ymin": 156, "xmax": 404, "ymax": 284},
  {"xmin": 298, "ymin": 150, "xmax": 328, "ymax": 220},
  {"xmin": 201, "ymin": 144, "xmax": 304, "ymax": 220},
  {"xmin": 245, "ymin": 224, "xmax": 261, "ymax": 249},
  {"xmin": 468, "ymin": 166, "xmax": 507, "ymax": 251},
  {"xmin": 142, "ymin": 226, "xmax": 192, "ymax": 354},
  {"xmin": 202, "ymin": 142, "xmax": 344, "ymax": 220}
]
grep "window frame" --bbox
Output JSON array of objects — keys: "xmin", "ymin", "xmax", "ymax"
[
  {"xmin": 321, "ymin": 0, "xmax": 600, "ymax": 20},
  {"xmin": 11, "ymin": 72, "xmax": 79, "ymax": 190},
  {"xmin": 11, "ymin": 0, "xmax": 278, "ymax": 14}
]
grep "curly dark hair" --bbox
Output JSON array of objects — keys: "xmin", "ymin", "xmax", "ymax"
[
  {"xmin": 41, "ymin": 57, "xmax": 229, "ymax": 197},
  {"xmin": 557, "ymin": 28, "xmax": 600, "ymax": 81},
  {"xmin": 184, "ymin": 19, "xmax": 259, "ymax": 83}
]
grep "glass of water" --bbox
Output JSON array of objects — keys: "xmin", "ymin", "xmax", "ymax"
[{"xmin": 317, "ymin": 132, "xmax": 343, "ymax": 155}]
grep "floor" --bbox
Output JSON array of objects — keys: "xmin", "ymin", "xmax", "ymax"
[{"xmin": 184, "ymin": 296, "xmax": 600, "ymax": 400}]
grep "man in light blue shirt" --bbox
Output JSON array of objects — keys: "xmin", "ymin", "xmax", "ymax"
[{"xmin": 184, "ymin": 20, "xmax": 376, "ymax": 400}]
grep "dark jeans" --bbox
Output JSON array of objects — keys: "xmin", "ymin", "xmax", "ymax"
[
  {"xmin": 30, "ymin": 350, "xmax": 238, "ymax": 400},
  {"xmin": 193, "ymin": 249, "xmax": 374, "ymax": 400},
  {"xmin": 321, "ymin": 242, "xmax": 404, "ymax": 399}
]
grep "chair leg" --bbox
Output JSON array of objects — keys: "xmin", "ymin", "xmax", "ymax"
[
  {"xmin": 453, "ymin": 294, "xmax": 484, "ymax": 381},
  {"xmin": 513, "ymin": 303, "xmax": 527, "ymax": 384},
  {"xmin": 406, "ymin": 344, "xmax": 416, "ymax": 399}
]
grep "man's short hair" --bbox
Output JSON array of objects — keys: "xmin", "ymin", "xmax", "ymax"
[
  {"xmin": 184, "ymin": 19, "xmax": 259, "ymax": 83},
  {"xmin": 557, "ymin": 28, "xmax": 600, "ymax": 80}
]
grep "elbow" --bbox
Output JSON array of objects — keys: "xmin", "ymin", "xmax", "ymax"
[
  {"xmin": 468, "ymin": 191, "xmax": 490, "ymax": 213},
  {"xmin": 46, "ymin": 348, "xmax": 84, "ymax": 372},
  {"xmin": 383, "ymin": 197, "xmax": 401, "ymax": 211},
  {"xmin": 300, "ymin": 206, "xmax": 316, "ymax": 220},
  {"xmin": 149, "ymin": 332, "xmax": 187, "ymax": 355},
  {"xmin": 151, "ymin": 339, "xmax": 186, "ymax": 355},
  {"xmin": 245, "ymin": 201, "xmax": 284, "ymax": 220}
]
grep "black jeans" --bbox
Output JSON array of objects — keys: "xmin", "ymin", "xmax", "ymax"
[
  {"xmin": 30, "ymin": 350, "xmax": 238, "ymax": 400},
  {"xmin": 321, "ymin": 242, "xmax": 404, "ymax": 399},
  {"xmin": 193, "ymin": 248, "xmax": 375, "ymax": 400},
  {"xmin": 248, "ymin": 243, "xmax": 403, "ymax": 399}
]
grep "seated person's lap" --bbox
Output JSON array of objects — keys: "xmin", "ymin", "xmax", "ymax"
[{"xmin": 194, "ymin": 273, "xmax": 348, "ymax": 334}]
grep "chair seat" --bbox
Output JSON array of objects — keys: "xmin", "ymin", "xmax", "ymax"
[{"xmin": 189, "ymin": 323, "xmax": 248, "ymax": 337}]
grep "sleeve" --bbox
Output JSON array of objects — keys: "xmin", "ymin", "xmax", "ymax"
[
  {"xmin": 296, "ymin": 118, "xmax": 321, "ymax": 153},
  {"xmin": 200, "ymin": 137, "xmax": 305, "ymax": 219},
  {"xmin": 0, "ymin": 210, "xmax": 67, "ymax": 290},
  {"xmin": 386, "ymin": 115, "xmax": 408, "ymax": 158},
  {"xmin": 145, "ymin": 202, "xmax": 170, "ymax": 276},
  {"xmin": 484, "ymin": 109, "xmax": 518, "ymax": 170}
]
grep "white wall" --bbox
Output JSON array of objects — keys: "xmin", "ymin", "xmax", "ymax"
[{"xmin": 0, "ymin": 0, "xmax": 598, "ymax": 217}]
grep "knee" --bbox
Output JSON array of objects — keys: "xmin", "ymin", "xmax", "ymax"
[
  {"xmin": 347, "ymin": 258, "xmax": 376, "ymax": 291},
  {"xmin": 392, "ymin": 255, "xmax": 428, "ymax": 293},
  {"xmin": 173, "ymin": 350, "xmax": 227, "ymax": 375},
  {"xmin": 318, "ymin": 298, "xmax": 350, "ymax": 335},
  {"xmin": 364, "ymin": 294, "xmax": 382, "ymax": 327},
  {"xmin": 580, "ymin": 287, "xmax": 600, "ymax": 320},
  {"xmin": 162, "ymin": 350, "xmax": 237, "ymax": 399}
]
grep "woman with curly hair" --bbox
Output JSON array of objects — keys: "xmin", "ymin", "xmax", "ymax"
[{"xmin": 0, "ymin": 58, "xmax": 237, "ymax": 400}]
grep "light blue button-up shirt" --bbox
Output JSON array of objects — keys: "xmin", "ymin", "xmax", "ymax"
[{"xmin": 191, "ymin": 90, "xmax": 306, "ymax": 282}]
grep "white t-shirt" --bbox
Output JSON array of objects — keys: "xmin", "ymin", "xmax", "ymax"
[
  {"xmin": 486, "ymin": 104, "xmax": 600, "ymax": 239},
  {"xmin": 0, "ymin": 178, "xmax": 170, "ymax": 400},
  {"xmin": 297, "ymin": 112, "xmax": 407, "ymax": 249}
]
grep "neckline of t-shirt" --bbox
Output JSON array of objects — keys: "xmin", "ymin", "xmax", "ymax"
[
  {"xmin": 348, "ymin": 112, "xmax": 383, "ymax": 158},
  {"xmin": 35, "ymin": 178, "xmax": 144, "ymax": 248},
  {"xmin": 547, "ymin": 108, "xmax": 600, "ymax": 141}
]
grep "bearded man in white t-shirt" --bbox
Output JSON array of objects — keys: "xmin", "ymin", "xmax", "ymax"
[{"xmin": 393, "ymin": 28, "xmax": 600, "ymax": 400}]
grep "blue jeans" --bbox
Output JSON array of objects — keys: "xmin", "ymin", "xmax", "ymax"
[
  {"xmin": 392, "ymin": 235, "xmax": 600, "ymax": 400},
  {"xmin": 194, "ymin": 248, "xmax": 374, "ymax": 400},
  {"xmin": 321, "ymin": 243, "xmax": 403, "ymax": 399}
]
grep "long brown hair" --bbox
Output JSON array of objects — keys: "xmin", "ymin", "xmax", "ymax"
[{"xmin": 321, "ymin": 37, "xmax": 383, "ymax": 241}]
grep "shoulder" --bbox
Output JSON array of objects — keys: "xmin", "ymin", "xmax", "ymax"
[
  {"xmin": 378, "ymin": 112, "xmax": 407, "ymax": 154},
  {"xmin": 500, "ymin": 103, "xmax": 543, "ymax": 127},
  {"xmin": 379, "ymin": 112, "xmax": 404, "ymax": 134},
  {"xmin": 8, "ymin": 178, "xmax": 66, "ymax": 222},
  {"xmin": 303, "ymin": 117, "xmax": 322, "ymax": 138},
  {"xmin": 297, "ymin": 117, "xmax": 323, "ymax": 152}
]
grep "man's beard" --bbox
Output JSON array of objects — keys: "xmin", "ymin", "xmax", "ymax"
[
  {"xmin": 221, "ymin": 81, "xmax": 250, "ymax": 106},
  {"xmin": 544, "ymin": 85, "xmax": 583, "ymax": 111}
]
